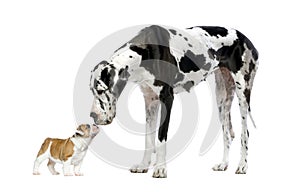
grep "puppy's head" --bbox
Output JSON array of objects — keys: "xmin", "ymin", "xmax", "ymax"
[{"xmin": 76, "ymin": 124, "xmax": 100, "ymax": 139}]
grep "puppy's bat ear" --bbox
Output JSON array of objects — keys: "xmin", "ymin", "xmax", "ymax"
[{"xmin": 76, "ymin": 125, "xmax": 84, "ymax": 135}]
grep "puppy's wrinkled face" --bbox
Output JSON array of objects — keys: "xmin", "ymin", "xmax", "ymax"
[{"xmin": 76, "ymin": 124, "xmax": 100, "ymax": 138}]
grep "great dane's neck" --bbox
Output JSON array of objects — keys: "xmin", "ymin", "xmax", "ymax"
[{"xmin": 108, "ymin": 45, "xmax": 142, "ymax": 98}]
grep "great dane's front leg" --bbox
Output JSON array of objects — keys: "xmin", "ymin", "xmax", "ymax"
[
  {"xmin": 130, "ymin": 85, "xmax": 159, "ymax": 173},
  {"xmin": 153, "ymin": 85, "xmax": 174, "ymax": 178}
]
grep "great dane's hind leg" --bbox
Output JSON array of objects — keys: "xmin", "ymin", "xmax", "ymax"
[
  {"xmin": 234, "ymin": 77, "xmax": 250, "ymax": 174},
  {"xmin": 234, "ymin": 49, "xmax": 258, "ymax": 174},
  {"xmin": 130, "ymin": 84, "xmax": 159, "ymax": 173},
  {"xmin": 152, "ymin": 85, "xmax": 174, "ymax": 178},
  {"xmin": 212, "ymin": 67, "xmax": 235, "ymax": 171}
]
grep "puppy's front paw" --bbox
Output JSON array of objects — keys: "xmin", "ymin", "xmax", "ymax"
[
  {"xmin": 64, "ymin": 173, "xmax": 73, "ymax": 176},
  {"xmin": 33, "ymin": 172, "xmax": 40, "ymax": 175},
  {"xmin": 152, "ymin": 165, "xmax": 167, "ymax": 178},
  {"xmin": 75, "ymin": 173, "xmax": 84, "ymax": 176},
  {"xmin": 129, "ymin": 163, "xmax": 149, "ymax": 173}
]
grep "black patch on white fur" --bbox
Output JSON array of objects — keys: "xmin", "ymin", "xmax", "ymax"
[
  {"xmin": 178, "ymin": 50, "xmax": 209, "ymax": 73},
  {"xmin": 200, "ymin": 26, "xmax": 228, "ymax": 37},
  {"xmin": 208, "ymin": 48, "xmax": 216, "ymax": 59},
  {"xmin": 100, "ymin": 68, "xmax": 109, "ymax": 85},
  {"xmin": 244, "ymin": 88, "xmax": 251, "ymax": 110},
  {"xmin": 99, "ymin": 99, "xmax": 105, "ymax": 110},
  {"xmin": 169, "ymin": 29, "xmax": 177, "ymax": 35},
  {"xmin": 100, "ymin": 66, "xmax": 116, "ymax": 90},
  {"xmin": 244, "ymin": 73, "xmax": 250, "ymax": 82},
  {"xmin": 113, "ymin": 66, "xmax": 130, "ymax": 98},
  {"xmin": 105, "ymin": 93, "xmax": 110, "ymax": 103},
  {"xmin": 158, "ymin": 84, "xmax": 174, "ymax": 142},
  {"xmin": 129, "ymin": 25, "xmax": 184, "ymax": 87},
  {"xmin": 183, "ymin": 81, "xmax": 194, "ymax": 92},
  {"xmin": 118, "ymin": 66, "xmax": 130, "ymax": 80}
]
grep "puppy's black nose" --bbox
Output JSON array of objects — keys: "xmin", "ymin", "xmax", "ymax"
[{"xmin": 90, "ymin": 112, "xmax": 97, "ymax": 119}]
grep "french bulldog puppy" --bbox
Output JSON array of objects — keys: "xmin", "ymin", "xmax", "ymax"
[{"xmin": 33, "ymin": 124, "xmax": 100, "ymax": 176}]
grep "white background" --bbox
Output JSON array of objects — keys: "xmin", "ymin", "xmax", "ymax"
[{"xmin": 1, "ymin": 0, "xmax": 299, "ymax": 191}]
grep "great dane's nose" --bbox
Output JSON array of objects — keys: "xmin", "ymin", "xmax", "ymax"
[
  {"xmin": 105, "ymin": 120, "xmax": 112, "ymax": 124},
  {"xmin": 90, "ymin": 112, "xmax": 97, "ymax": 120}
]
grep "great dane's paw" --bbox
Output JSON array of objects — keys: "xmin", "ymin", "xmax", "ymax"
[
  {"xmin": 212, "ymin": 162, "xmax": 228, "ymax": 171},
  {"xmin": 235, "ymin": 162, "xmax": 248, "ymax": 174},
  {"xmin": 75, "ymin": 173, "xmax": 84, "ymax": 176},
  {"xmin": 52, "ymin": 171, "xmax": 60, "ymax": 175},
  {"xmin": 129, "ymin": 164, "xmax": 149, "ymax": 173},
  {"xmin": 152, "ymin": 165, "xmax": 167, "ymax": 178}
]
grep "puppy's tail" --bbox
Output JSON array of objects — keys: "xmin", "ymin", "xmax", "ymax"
[{"xmin": 36, "ymin": 138, "xmax": 52, "ymax": 157}]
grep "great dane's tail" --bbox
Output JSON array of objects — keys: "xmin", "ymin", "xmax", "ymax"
[{"xmin": 248, "ymin": 110, "xmax": 256, "ymax": 128}]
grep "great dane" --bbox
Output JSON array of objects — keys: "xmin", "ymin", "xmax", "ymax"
[{"xmin": 89, "ymin": 25, "xmax": 258, "ymax": 177}]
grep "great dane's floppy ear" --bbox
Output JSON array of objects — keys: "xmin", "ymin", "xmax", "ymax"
[{"xmin": 90, "ymin": 60, "xmax": 110, "ymax": 92}]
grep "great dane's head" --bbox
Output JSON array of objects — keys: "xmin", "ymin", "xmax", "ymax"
[
  {"xmin": 89, "ymin": 61, "xmax": 117, "ymax": 125},
  {"xmin": 89, "ymin": 60, "xmax": 130, "ymax": 125}
]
